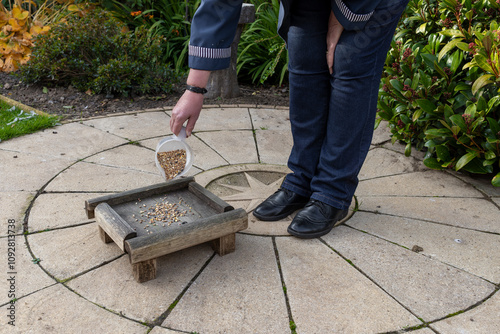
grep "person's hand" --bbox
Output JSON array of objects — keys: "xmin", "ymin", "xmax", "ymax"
[
  {"xmin": 327, "ymin": 11, "xmax": 344, "ymax": 74},
  {"xmin": 170, "ymin": 90, "xmax": 204, "ymax": 137}
]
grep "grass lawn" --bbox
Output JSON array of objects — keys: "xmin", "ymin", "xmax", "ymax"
[{"xmin": 0, "ymin": 99, "xmax": 59, "ymax": 142}]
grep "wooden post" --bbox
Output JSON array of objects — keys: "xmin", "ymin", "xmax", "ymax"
[
  {"xmin": 212, "ymin": 233, "xmax": 236, "ymax": 256},
  {"xmin": 98, "ymin": 226, "xmax": 113, "ymax": 244},
  {"xmin": 205, "ymin": 3, "xmax": 256, "ymax": 99},
  {"xmin": 133, "ymin": 259, "xmax": 157, "ymax": 283}
]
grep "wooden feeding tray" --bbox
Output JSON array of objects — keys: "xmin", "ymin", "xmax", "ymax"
[{"xmin": 85, "ymin": 177, "xmax": 248, "ymax": 283}]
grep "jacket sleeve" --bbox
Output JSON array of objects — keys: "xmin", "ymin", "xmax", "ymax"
[
  {"xmin": 331, "ymin": 0, "xmax": 383, "ymax": 30},
  {"xmin": 188, "ymin": 0, "xmax": 243, "ymax": 71}
]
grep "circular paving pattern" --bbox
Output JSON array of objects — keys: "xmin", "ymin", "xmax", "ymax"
[{"xmin": 2, "ymin": 109, "xmax": 499, "ymax": 334}]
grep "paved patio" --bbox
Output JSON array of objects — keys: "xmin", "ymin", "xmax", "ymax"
[{"xmin": 1, "ymin": 105, "xmax": 499, "ymax": 334}]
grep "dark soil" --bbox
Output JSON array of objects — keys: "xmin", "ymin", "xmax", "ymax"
[{"xmin": 0, "ymin": 72, "xmax": 289, "ymax": 121}]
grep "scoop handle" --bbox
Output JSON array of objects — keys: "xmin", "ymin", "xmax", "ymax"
[{"xmin": 174, "ymin": 126, "xmax": 187, "ymax": 140}]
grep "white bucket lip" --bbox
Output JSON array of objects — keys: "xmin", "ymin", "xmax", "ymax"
[{"xmin": 155, "ymin": 134, "xmax": 193, "ymax": 180}]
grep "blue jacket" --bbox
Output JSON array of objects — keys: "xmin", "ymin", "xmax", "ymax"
[{"xmin": 189, "ymin": 0, "xmax": 382, "ymax": 71}]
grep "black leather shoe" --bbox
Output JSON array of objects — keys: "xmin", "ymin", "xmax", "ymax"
[
  {"xmin": 253, "ymin": 188, "xmax": 309, "ymax": 221},
  {"xmin": 287, "ymin": 200, "xmax": 348, "ymax": 239}
]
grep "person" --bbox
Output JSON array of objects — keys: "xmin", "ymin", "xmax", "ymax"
[{"xmin": 170, "ymin": 0, "xmax": 410, "ymax": 239}]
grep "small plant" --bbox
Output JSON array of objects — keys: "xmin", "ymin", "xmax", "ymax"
[
  {"xmin": 16, "ymin": 6, "xmax": 178, "ymax": 97},
  {"xmin": 0, "ymin": 0, "xmax": 82, "ymax": 72}
]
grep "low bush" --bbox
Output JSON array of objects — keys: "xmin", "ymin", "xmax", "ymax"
[
  {"xmin": 378, "ymin": 0, "xmax": 500, "ymax": 186},
  {"xmin": 17, "ymin": 6, "xmax": 177, "ymax": 97}
]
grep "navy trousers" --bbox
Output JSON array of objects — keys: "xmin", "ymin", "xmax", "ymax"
[{"xmin": 282, "ymin": 0, "xmax": 409, "ymax": 210}]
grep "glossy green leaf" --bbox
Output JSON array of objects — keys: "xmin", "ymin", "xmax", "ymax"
[
  {"xmin": 404, "ymin": 143, "xmax": 412, "ymax": 157},
  {"xmin": 423, "ymin": 157, "xmax": 444, "ymax": 170},
  {"xmin": 455, "ymin": 152, "xmax": 476, "ymax": 171},
  {"xmin": 436, "ymin": 144, "xmax": 451, "ymax": 162},
  {"xmin": 487, "ymin": 117, "xmax": 500, "ymax": 134},
  {"xmin": 439, "ymin": 29, "xmax": 464, "ymax": 38},
  {"xmin": 484, "ymin": 151, "xmax": 496, "ymax": 160},
  {"xmin": 412, "ymin": 108, "xmax": 423, "ymax": 122},
  {"xmin": 416, "ymin": 22, "xmax": 427, "ymax": 34},
  {"xmin": 416, "ymin": 99, "xmax": 437, "ymax": 113},
  {"xmin": 461, "ymin": 158, "xmax": 493, "ymax": 174},
  {"xmin": 474, "ymin": 54, "xmax": 494, "ymax": 73},
  {"xmin": 438, "ymin": 38, "xmax": 463, "ymax": 61},
  {"xmin": 390, "ymin": 79, "xmax": 404, "ymax": 92},
  {"xmin": 492, "ymin": 172, "xmax": 500, "ymax": 187},
  {"xmin": 449, "ymin": 114, "xmax": 467, "ymax": 132},
  {"xmin": 472, "ymin": 74, "xmax": 494, "ymax": 94}
]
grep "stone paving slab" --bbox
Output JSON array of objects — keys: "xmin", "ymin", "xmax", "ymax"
[
  {"xmin": 249, "ymin": 108, "xmax": 291, "ymax": 131},
  {"xmin": 358, "ymin": 196, "xmax": 500, "ymax": 233},
  {"xmin": 324, "ymin": 225, "xmax": 495, "ymax": 320},
  {"xmin": 164, "ymin": 234, "xmax": 290, "ymax": 333},
  {"xmin": 356, "ymin": 170, "xmax": 483, "ymax": 197},
  {"xmin": 28, "ymin": 192, "xmax": 112, "ymax": 232},
  {"xmin": 0, "ymin": 191, "xmax": 34, "ymax": 234},
  {"xmin": 196, "ymin": 130, "xmax": 259, "ymax": 164},
  {"xmin": 0, "ymin": 150, "xmax": 70, "ymax": 192},
  {"xmin": 83, "ymin": 112, "xmax": 171, "ymax": 141},
  {"xmin": 381, "ymin": 140, "xmax": 428, "ymax": 161},
  {"xmin": 276, "ymin": 237, "xmax": 420, "ymax": 333},
  {"xmin": 27, "ymin": 223, "xmax": 123, "ymax": 281},
  {"xmin": 194, "ymin": 107, "xmax": 252, "ymax": 131},
  {"xmin": 45, "ymin": 161, "xmax": 163, "ymax": 192},
  {"xmin": 371, "ymin": 123, "xmax": 392, "ymax": 145},
  {"xmin": 453, "ymin": 173, "xmax": 500, "ymax": 198},
  {"xmin": 149, "ymin": 327, "xmax": 179, "ymax": 334},
  {"xmin": 0, "ymin": 236, "xmax": 55, "ymax": 306},
  {"xmin": 432, "ymin": 291, "xmax": 500, "ymax": 333},
  {"xmin": 255, "ymin": 129, "xmax": 292, "ymax": 165},
  {"xmin": 10, "ymin": 284, "xmax": 148, "ymax": 334},
  {"xmin": 84, "ymin": 144, "xmax": 159, "ymax": 174},
  {"xmin": 359, "ymin": 147, "xmax": 426, "ymax": 180},
  {"xmin": 66, "ymin": 244, "xmax": 213, "ymax": 323},
  {"xmin": 347, "ymin": 212, "xmax": 500, "ymax": 283},
  {"xmin": 0, "ymin": 122, "xmax": 128, "ymax": 160}
]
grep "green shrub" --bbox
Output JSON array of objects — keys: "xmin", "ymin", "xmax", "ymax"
[
  {"xmin": 378, "ymin": 0, "xmax": 500, "ymax": 186},
  {"xmin": 17, "ymin": 6, "xmax": 178, "ymax": 97}
]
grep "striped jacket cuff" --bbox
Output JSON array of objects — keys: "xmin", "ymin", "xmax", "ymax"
[
  {"xmin": 334, "ymin": 0, "xmax": 374, "ymax": 23},
  {"xmin": 189, "ymin": 45, "xmax": 232, "ymax": 60}
]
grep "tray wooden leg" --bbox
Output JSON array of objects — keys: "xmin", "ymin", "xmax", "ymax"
[
  {"xmin": 98, "ymin": 226, "xmax": 113, "ymax": 244},
  {"xmin": 212, "ymin": 233, "xmax": 236, "ymax": 256},
  {"xmin": 133, "ymin": 259, "xmax": 157, "ymax": 283}
]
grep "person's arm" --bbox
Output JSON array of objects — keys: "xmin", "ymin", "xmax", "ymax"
[
  {"xmin": 330, "ymin": 0, "xmax": 383, "ymax": 30},
  {"xmin": 170, "ymin": 69, "xmax": 210, "ymax": 137},
  {"xmin": 170, "ymin": 0, "xmax": 243, "ymax": 136}
]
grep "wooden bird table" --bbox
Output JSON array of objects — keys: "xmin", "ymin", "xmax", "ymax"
[{"xmin": 85, "ymin": 177, "xmax": 248, "ymax": 283}]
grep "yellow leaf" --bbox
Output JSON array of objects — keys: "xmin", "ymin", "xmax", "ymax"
[
  {"xmin": 8, "ymin": 18, "xmax": 23, "ymax": 32},
  {"xmin": 68, "ymin": 4, "xmax": 81, "ymax": 12},
  {"xmin": 12, "ymin": 6, "xmax": 29, "ymax": 21},
  {"xmin": 0, "ymin": 58, "xmax": 4, "ymax": 69}
]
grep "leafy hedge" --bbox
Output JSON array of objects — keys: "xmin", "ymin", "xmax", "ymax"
[
  {"xmin": 378, "ymin": 0, "xmax": 500, "ymax": 186},
  {"xmin": 17, "ymin": 6, "xmax": 177, "ymax": 97}
]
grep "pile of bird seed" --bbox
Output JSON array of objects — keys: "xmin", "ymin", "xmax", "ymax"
[
  {"xmin": 133, "ymin": 197, "xmax": 196, "ymax": 233},
  {"xmin": 157, "ymin": 149, "xmax": 186, "ymax": 180}
]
